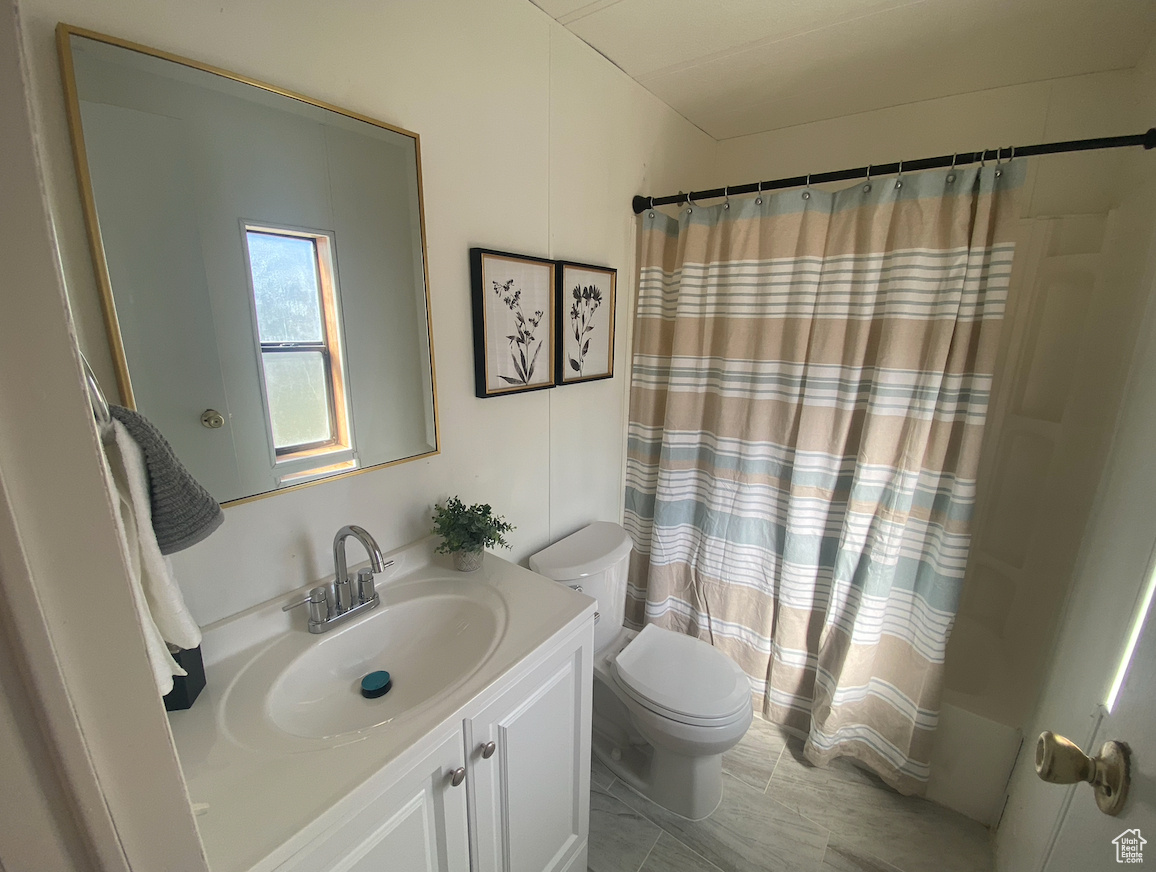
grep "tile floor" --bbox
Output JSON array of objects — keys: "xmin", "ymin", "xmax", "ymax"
[{"xmin": 587, "ymin": 716, "xmax": 994, "ymax": 872}]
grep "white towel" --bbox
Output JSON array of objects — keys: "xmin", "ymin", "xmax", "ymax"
[{"xmin": 102, "ymin": 419, "xmax": 202, "ymax": 695}]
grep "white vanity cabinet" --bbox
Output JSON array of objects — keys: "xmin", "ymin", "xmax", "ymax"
[
  {"xmin": 273, "ymin": 619, "xmax": 593, "ymax": 872},
  {"xmin": 465, "ymin": 631, "xmax": 593, "ymax": 872}
]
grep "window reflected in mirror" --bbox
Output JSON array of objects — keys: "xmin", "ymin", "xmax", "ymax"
[{"xmin": 243, "ymin": 227, "xmax": 351, "ymax": 467}]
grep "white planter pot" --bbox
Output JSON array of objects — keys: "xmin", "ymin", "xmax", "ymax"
[{"xmin": 454, "ymin": 549, "xmax": 483, "ymax": 572}]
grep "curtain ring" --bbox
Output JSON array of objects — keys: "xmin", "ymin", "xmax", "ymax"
[
  {"xmin": 895, "ymin": 159, "xmax": 903, "ymax": 190},
  {"xmin": 681, "ymin": 191, "xmax": 695, "ymax": 214},
  {"xmin": 648, "ymin": 196, "xmax": 655, "ymax": 219},
  {"xmin": 863, "ymin": 164, "xmax": 872, "ymax": 193},
  {"xmin": 723, "ymin": 186, "xmax": 730, "ymax": 210},
  {"xmin": 999, "ymin": 145, "xmax": 1017, "ymax": 180},
  {"xmin": 802, "ymin": 174, "xmax": 811, "ymax": 200},
  {"xmin": 755, "ymin": 180, "xmax": 763, "ymax": 205},
  {"xmin": 995, "ymin": 147, "xmax": 1007, "ymax": 178},
  {"xmin": 947, "ymin": 152, "xmax": 957, "ymax": 185}
]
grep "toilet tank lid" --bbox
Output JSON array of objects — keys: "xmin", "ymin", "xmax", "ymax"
[{"xmin": 529, "ymin": 521, "xmax": 633, "ymax": 580}]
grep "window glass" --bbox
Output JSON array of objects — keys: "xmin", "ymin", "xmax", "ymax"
[
  {"xmin": 246, "ymin": 231, "xmax": 324, "ymax": 343},
  {"xmin": 261, "ymin": 352, "xmax": 332, "ymax": 448}
]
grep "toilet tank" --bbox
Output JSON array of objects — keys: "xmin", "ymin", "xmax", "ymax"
[{"xmin": 529, "ymin": 522, "xmax": 633, "ymax": 652}]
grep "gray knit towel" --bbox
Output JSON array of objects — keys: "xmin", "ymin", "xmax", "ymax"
[{"xmin": 109, "ymin": 405, "xmax": 223, "ymax": 555}]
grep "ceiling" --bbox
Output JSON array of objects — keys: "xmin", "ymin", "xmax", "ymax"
[{"xmin": 530, "ymin": 0, "xmax": 1156, "ymax": 140}]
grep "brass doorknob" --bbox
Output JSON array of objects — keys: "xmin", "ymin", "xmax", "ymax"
[
  {"xmin": 1035, "ymin": 731, "xmax": 1131, "ymax": 815},
  {"xmin": 200, "ymin": 409, "xmax": 225, "ymax": 429}
]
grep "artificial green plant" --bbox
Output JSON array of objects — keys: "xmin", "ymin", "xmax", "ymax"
[{"xmin": 431, "ymin": 496, "xmax": 515, "ymax": 554}]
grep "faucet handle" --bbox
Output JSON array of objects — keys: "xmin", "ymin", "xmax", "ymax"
[
  {"xmin": 282, "ymin": 586, "xmax": 326, "ymax": 610},
  {"xmin": 356, "ymin": 567, "xmax": 376, "ymax": 605},
  {"xmin": 283, "ymin": 586, "xmax": 328, "ymax": 624}
]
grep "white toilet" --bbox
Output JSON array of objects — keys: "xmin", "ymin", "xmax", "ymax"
[{"xmin": 530, "ymin": 522, "xmax": 753, "ymax": 820}]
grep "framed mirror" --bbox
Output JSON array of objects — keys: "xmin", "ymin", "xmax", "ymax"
[{"xmin": 57, "ymin": 25, "xmax": 439, "ymax": 506}]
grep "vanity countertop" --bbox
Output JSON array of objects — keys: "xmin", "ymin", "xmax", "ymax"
[{"xmin": 168, "ymin": 537, "xmax": 594, "ymax": 872}]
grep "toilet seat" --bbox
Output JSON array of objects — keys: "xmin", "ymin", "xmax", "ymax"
[{"xmin": 612, "ymin": 625, "xmax": 751, "ymax": 727}]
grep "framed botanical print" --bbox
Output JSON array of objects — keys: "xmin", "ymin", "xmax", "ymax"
[
  {"xmin": 470, "ymin": 248, "xmax": 556, "ymax": 398},
  {"xmin": 556, "ymin": 260, "xmax": 616, "ymax": 384}
]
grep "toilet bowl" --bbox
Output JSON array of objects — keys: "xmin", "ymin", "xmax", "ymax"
[{"xmin": 530, "ymin": 523, "xmax": 752, "ymax": 820}]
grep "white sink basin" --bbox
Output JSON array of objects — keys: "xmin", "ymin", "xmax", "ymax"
[{"xmin": 222, "ymin": 577, "xmax": 507, "ymax": 748}]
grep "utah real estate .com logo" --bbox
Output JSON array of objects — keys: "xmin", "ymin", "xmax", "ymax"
[{"xmin": 1114, "ymin": 828, "xmax": 1146, "ymax": 864}]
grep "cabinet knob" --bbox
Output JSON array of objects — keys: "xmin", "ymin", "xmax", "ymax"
[
  {"xmin": 450, "ymin": 767, "xmax": 466, "ymax": 787},
  {"xmin": 480, "ymin": 741, "xmax": 496, "ymax": 760}
]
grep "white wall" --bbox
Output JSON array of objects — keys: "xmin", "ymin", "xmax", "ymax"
[
  {"xmin": 17, "ymin": 0, "xmax": 716, "ymax": 627},
  {"xmin": 0, "ymin": 2, "xmax": 208, "ymax": 867},
  {"xmin": 713, "ymin": 71, "xmax": 1137, "ymax": 213}
]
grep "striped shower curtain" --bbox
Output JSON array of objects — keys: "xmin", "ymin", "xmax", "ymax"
[{"xmin": 624, "ymin": 164, "xmax": 1020, "ymax": 794}]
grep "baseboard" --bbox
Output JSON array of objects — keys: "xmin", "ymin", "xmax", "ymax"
[{"xmin": 559, "ymin": 839, "xmax": 588, "ymax": 872}]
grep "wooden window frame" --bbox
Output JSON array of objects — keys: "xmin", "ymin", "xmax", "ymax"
[{"xmin": 242, "ymin": 224, "xmax": 352, "ymax": 463}]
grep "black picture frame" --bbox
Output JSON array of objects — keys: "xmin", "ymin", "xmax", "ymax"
[
  {"xmin": 470, "ymin": 248, "xmax": 557, "ymax": 398},
  {"xmin": 555, "ymin": 260, "xmax": 617, "ymax": 385}
]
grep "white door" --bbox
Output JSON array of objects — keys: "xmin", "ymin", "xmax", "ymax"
[
  {"xmin": 283, "ymin": 728, "xmax": 470, "ymax": 872},
  {"xmin": 79, "ymin": 100, "xmax": 240, "ymax": 498},
  {"xmin": 995, "ymin": 251, "xmax": 1156, "ymax": 869},
  {"xmin": 340, "ymin": 730, "xmax": 471, "ymax": 872},
  {"xmin": 1036, "ymin": 264, "xmax": 1156, "ymax": 868},
  {"xmin": 1044, "ymin": 591, "xmax": 1155, "ymax": 870},
  {"xmin": 467, "ymin": 637, "xmax": 592, "ymax": 872}
]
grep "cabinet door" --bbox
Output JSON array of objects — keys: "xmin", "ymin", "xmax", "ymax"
[
  {"xmin": 468, "ymin": 638, "xmax": 592, "ymax": 872},
  {"xmin": 282, "ymin": 728, "xmax": 470, "ymax": 872}
]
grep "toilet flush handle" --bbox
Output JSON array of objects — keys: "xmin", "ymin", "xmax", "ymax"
[{"xmin": 564, "ymin": 582, "xmax": 597, "ymax": 622}]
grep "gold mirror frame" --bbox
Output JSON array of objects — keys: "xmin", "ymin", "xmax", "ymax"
[{"xmin": 56, "ymin": 23, "xmax": 440, "ymax": 507}]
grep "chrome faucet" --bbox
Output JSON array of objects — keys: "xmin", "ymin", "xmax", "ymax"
[
  {"xmin": 283, "ymin": 525, "xmax": 394, "ymax": 633},
  {"xmin": 333, "ymin": 525, "xmax": 385, "ymax": 611}
]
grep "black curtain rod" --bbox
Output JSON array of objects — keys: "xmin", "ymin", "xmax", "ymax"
[{"xmin": 632, "ymin": 128, "xmax": 1156, "ymax": 214}]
